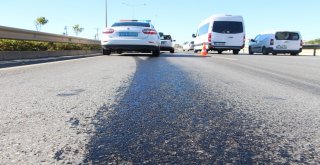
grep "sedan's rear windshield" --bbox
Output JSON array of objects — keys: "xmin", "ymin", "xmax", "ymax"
[
  {"xmin": 212, "ymin": 21, "xmax": 243, "ymax": 34},
  {"xmin": 112, "ymin": 22, "xmax": 150, "ymax": 27},
  {"xmin": 275, "ymin": 32, "xmax": 300, "ymax": 40}
]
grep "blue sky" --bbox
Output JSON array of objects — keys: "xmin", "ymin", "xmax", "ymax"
[{"xmin": 1, "ymin": 0, "xmax": 319, "ymax": 44}]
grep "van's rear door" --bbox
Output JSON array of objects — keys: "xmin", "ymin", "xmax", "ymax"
[
  {"xmin": 274, "ymin": 32, "xmax": 301, "ymax": 50},
  {"xmin": 212, "ymin": 21, "xmax": 244, "ymax": 47}
]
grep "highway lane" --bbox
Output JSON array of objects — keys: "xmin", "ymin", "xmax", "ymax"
[{"xmin": 1, "ymin": 52, "xmax": 320, "ymax": 164}]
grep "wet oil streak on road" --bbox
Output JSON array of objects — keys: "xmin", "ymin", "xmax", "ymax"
[{"xmin": 84, "ymin": 56, "xmax": 271, "ymax": 164}]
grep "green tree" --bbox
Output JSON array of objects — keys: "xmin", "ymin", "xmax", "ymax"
[
  {"xmin": 73, "ymin": 24, "xmax": 84, "ymax": 36},
  {"xmin": 34, "ymin": 17, "xmax": 49, "ymax": 31}
]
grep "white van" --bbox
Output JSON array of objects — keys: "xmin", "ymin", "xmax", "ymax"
[
  {"xmin": 249, "ymin": 31, "xmax": 303, "ymax": 55},
  {"xmin": 192, "ymin": 14, "xmax": 245, "ymax": 55}
]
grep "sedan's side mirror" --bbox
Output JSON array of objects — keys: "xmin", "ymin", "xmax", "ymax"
[
  {"xmin": 250, "ymin": 39, "xmax": 256, "ymax": 42},
  {"xmin": 192, "ymin": 34, "xmax": 196, "ymax": 38}
]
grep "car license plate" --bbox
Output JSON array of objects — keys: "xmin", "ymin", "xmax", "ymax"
[
  {"xmin": 161, "ymin": 41, "xmax": 167, "ymax": 44},
  {"xmin": 214, "ymin": 42, "xmax": 225, "ymax": 46},
  {"xmin": 119, "ymin": 32, "xmax": 138, "ymax": 37},
  {"xmin": 276, "ymin": 45, "xmax": 287, "ymax": 49}
]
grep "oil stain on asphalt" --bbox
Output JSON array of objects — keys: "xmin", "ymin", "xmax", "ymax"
[{"xmin": 83, "ymin": 56, "xmax": 280, "ymax": 164}]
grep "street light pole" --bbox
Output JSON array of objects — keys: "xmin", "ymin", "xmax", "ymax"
[{"xmin": 105, "ymin": 0, "xmax": 108, "ymax": 27}]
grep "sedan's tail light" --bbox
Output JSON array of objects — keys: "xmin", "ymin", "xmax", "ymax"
[
  {"xmin": 103, "ymin": 28, "xmax": 114, "ymax": 34},
  {"xmin": 143, "ymin": 29, "xmax": 157, "ymax": 35}
]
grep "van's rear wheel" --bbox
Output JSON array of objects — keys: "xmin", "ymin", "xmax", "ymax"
[
  {"xmin": 272, "ymin": 53, "xmax": 277, "ymax": 55},
  {"xmin": 262, "ymin": 47, "xmax": 268, "ymax": 55},
  {"xmin": 290, "ymin": 53, "xmax": 298, "ymax": 56},
  {"xmin": 233, "ymin": 50, "xmax": 240, "ymax": 55},
  {"xmin": 249, "ymin": 47, "xmax": 253, "ymax": 55},
  {"xmin": 218, "ymin": 50, "xmax": 223, "ymax": 54}
]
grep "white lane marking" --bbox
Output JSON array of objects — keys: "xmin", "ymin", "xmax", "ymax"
[{"xmin": 211, "ymin": 56, "xmax": 239, "ymax": 61}]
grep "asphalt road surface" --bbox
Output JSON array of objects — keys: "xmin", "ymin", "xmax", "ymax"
[{"xmin": 0, "ymin": 52, "xmax": 319, "ymax": 164}]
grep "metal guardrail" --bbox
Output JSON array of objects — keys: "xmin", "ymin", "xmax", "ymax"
[
  {"xmin": 303, "ymin": 44, "xmax": 320, "ymax": 56},
  {"xmin": 0, "ymin": 26, "xmax": 100, "ymax": 45}
]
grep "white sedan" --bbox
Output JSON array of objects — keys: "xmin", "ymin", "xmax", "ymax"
[{"xmin": 101, "ymin": 20, "xmax": 161, "ymax": 56}]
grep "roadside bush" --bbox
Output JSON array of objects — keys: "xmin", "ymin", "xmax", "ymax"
[
  {"xmin": 306, "ymin": 39, "xmax": 320, "ymax": 45},
  {"xmin": 0, "ymin": 39, "xmax": 101, "ymax": 51}
]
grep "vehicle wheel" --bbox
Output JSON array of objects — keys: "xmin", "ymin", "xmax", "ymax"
[
  {"xmin": 249, "ymin": 47, "xmax": 254, "ymax": 55},
  {"xmin": 103, "ymin": 49, "xmax": 111, "ymax": 55},
  {"xmin": 262, "ymin": 47, "xmax": 268, "ymax": 55},
  {"xmin": 218, "ymin": 50, "xmax": 223, "ymax": 54},
  {"xmin": 272, "ymin": 53, "xmax": 277, "ymax": 55},
  {"xmin": 152, "ymin": 48, "xmax": 160, "ymax": 57},
  {"xmin": 117, "ymin": 50, "xmax": 123, "ymax": 54},
  {"xmin": 170, "ymin": 49, "xmax": 175, "ymax": 53},
  {"xmin": 233, "ymin": 50, "xmax": 240, "ymax": 55},
  {"xmin": 290, "ymin": 53, "xmax": 298, "ymax": 56},
  {"xmin": 194, "ymin": 49, "xmax": 198, "ymax": 53}
]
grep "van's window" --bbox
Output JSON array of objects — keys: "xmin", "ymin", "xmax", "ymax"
[
  {"xmin": 212, "ymin": 21, "xmax": 243, "ymax": 34},
  {"xmin": 198, "ymin": 23, "xmax": 209, "ymax": 36},
  {"xmin": 275, "ymin": 32, "xmax": 300, "ymax": 40},
  {"xmin": 112, "ymin": 22, "xmax": 150, "ymax": 27}
]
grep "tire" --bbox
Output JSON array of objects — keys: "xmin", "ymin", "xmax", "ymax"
[
  {"xmin": 249, "ymin": 47, "xmax": 253, "ymax": 55},
  {"xmin": 218, "ymin": 50, "xmax": 223, "ymax": 54},
  {"xmin": 117, "ymin": 50, "xmax": 123, "ymax": 54},
  {"xmin": 272, "ymin": 53, "xmax": 277, "ymax": 55},
  {"xmin": 103, "ymin": 49, "xmax": 111, "ymax": 55},
  {"xmin": 290, "ymin": 53, "xmax": 298, "ymax": 56},
  {"xmin": 152, "ymin": 48, "xmax": 160, "ymax": 57},
  {"xmin": 233, "ymin": 50, "xmax": 240, "ymax": 55},
  {"xmin": 262, "ymin": 47, "xmax": 268, "ymax": 55},
  {"xmin": 194, "ymin": 49, "xmax": 198, "ymax": 53},
  {"xmin": 170, "ymin": 49, "xmax": 175, "ymax": 54}
]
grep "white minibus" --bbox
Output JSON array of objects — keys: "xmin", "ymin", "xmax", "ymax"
[{"xmin": 192, "ymin": 14, "xmax": 245, "ymax": 55}]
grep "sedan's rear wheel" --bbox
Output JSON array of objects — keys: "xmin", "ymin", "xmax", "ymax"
[
  {"xmin": 233, "ymin": 50, "xmax": 240, "ymax": 55},
  {"xmin": 103, "ymin": 49, "xmax": 111, "ymax": 55},
  {"xmin": 152, "ymin": 48, "xmax": 160, "ymax": 57}
]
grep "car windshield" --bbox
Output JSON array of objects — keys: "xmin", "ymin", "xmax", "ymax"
[
  {"xmin": 212, "ymin": 21, "xmax": 243, "ymax": 34},
  {"xmin": 112, "ymin": 22, "xmax": 150, "ymax": 27}
]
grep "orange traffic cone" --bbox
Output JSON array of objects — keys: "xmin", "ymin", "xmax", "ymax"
[{"xmin": 200, "ymin": 42, "xmax": 208, "ymax": 56}]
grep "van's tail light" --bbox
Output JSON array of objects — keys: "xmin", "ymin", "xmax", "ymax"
[
  {"xmin": 208, "ymin": 33, "xmax": 212, "ymax": 43},
  {"xmin": 103, "ymin": 28, "xmax": 114, "ymax": 34},
  {"xmin": 270, "ymin": 39, "xmax": 274, "ymax": 45},
  {"xmin": 143, "ymin": 29, "xmax": 157, "ymax": 35},
  {"xmin": 243, "ymin": 35, "xmax": 246, "ymax": 43},
  {"xmin": 300, "ymin": 40, "xmax": 304, "ymax": 46}
]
